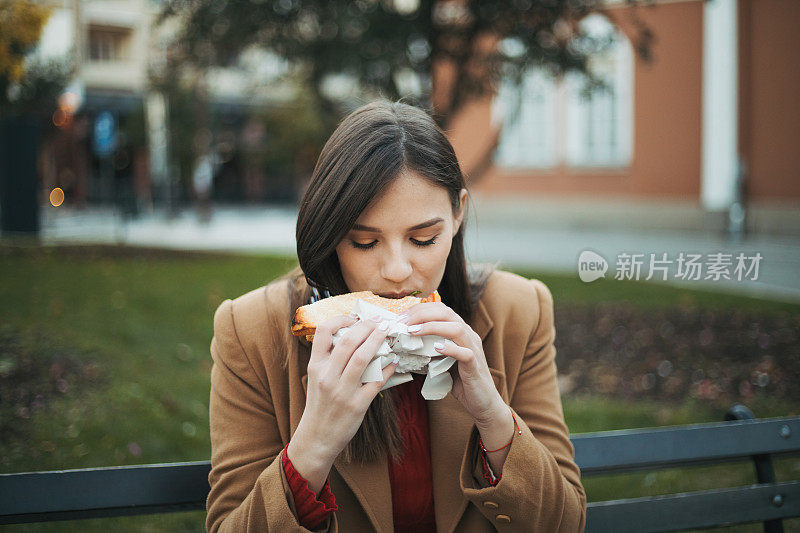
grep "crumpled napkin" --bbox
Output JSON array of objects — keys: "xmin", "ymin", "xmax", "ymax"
[{"xmin": 330, "ymin": 298, "xmax": 456, "ymax": 400}]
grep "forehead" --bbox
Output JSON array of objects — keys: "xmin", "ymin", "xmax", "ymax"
[{"xmin": 356, "ymin": 171, "xmax": 451, "ymax": 227}]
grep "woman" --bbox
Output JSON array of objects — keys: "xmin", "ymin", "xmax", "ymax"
[{"xmin": 206, "ymin": 101, "xmax": 586, "ymax": 532}]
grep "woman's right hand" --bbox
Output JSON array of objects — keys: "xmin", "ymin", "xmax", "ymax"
[{"xmin": 288, "ymin": 314, "xmax": 398, "ymax": 473}]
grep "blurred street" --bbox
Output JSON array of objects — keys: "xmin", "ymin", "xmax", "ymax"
[{"xmin": 40, "ymin": 195, "xmax": 800, "ymax": 303}]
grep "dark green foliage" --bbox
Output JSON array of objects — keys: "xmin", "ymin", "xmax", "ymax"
[{"xmin": 159, "ymin": 0, "xmax": 653, "ymax": 126}]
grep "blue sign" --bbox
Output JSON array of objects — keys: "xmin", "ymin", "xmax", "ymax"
[{"xmin": 93, "ymin": 111, "xmax": 116, "ymax": 157}]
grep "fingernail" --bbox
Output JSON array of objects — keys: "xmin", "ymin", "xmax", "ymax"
[
  {"xmin": 407, "ymin": 324, "xmax": 422, "ymax": 333},
  {"xmin": 349, "ymin": 312, "xmax": 360, "ymax": 319},
  {"xmin": 371, "ymin": 315, "xmax": 382, "ymax": 322},
  {"xmin": 392, "ymin": 354, "xmax": 400, "ymax": 364},
  {"xmin": 434, "ymin": 341, "xmax": 444, "ymax": 351},
  {"xmin": 379, "ymin": 320, "xmax": 389, "ymax": 331}
]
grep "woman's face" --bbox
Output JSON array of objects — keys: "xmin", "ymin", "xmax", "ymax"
[{"xmin": 335, "ymin": 170, "xmax": 467, "ymax": 298}]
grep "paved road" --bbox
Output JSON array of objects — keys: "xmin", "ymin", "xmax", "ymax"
[
  {"xmin": 37, "ymin": 202, "xmax": 800, "ymax": 303},
  {"xmin": 467, "ymin": 220, "xmax": 800, "ymax": 303}
]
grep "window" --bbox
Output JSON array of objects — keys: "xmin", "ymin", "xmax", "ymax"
[
  {"xmin": 495, "ymin": 14, "xmax": 633, "ymax": 169},
  {"xmin": 495, "ymin": 68, "xmax": 559, "ymax": 168},
  {"xmin": 88, "ymin": 26, "xmax": 131, "ymax": 62}
]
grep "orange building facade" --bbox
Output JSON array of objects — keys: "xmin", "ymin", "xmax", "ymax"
[{"xmin": 447, "ymin": 0, "xmax": 800, "ymax": 205}]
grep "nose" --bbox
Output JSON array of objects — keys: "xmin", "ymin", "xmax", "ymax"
[{"xmin": 380, "ymin": 243, "xmax": 413, "ymax": 283}]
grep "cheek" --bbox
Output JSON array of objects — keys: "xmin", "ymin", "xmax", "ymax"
[
  {"xmin": 421, "ymin": 237, "xmax": 453, "ymax": 276},
  {"xmin": 335, "ymin": 246, "xmax": 354, "ymax": 275},
  {"xmin": 336, "ymin": 246, "xmax": 371, "ymax": 282}
]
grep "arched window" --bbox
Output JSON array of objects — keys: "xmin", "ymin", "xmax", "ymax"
[{"xmin": 494, "ymin": 13, "xmax": 634, "ymax": 169}]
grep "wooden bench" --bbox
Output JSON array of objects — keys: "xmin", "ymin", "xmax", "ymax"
[{"xmin": 2, "ymin": 404, "xmax": 798, "ymax": 531}]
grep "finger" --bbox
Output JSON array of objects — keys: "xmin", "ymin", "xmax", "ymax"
[
  {"xmin": 433, "ymin": 339, "xmax": 476, "ymax": 366},
  {"xmin": 358, "ymin": 356, "xmax": 398, "ymax": 404},
  {"xmin": 328, "ymin": 318, "xmax": 381, "ymax": 376},
  {"xmin": 406, "ymin": 320, "xmax": 474, "ymax": 346},
  {"xmin": 340, "ymin": 320, "xmax": 391, "ymax": 387},
  {"xmin": 399, "ymin": 302, "xmax": 463, "ymax": 326},
  {"xmin": 310, "ymin": 314, "xmax": 358, "ymax": 358}
]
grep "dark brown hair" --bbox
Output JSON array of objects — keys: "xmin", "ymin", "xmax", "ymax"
[{"xmin": 288, "ymin": 100, "xmax": 495, "ymax": 464}]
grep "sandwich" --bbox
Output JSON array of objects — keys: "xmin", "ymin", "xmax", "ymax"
[
  {"xmin": 290, "ymin": 289, "xmax": 455, "ymax": 399},
  {"xmin": 291, "ymin": 290, "xmax": 440, "ymax": 342}
]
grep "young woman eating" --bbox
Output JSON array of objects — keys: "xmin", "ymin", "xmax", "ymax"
[{"xmin": 206, "ymin": 100, "xmax": 586, "ymax": 532}]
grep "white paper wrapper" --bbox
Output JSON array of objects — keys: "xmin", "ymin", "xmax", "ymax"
[{"xmin": 330, "ymin": 298, "xmax": 456, "ymax": 400}]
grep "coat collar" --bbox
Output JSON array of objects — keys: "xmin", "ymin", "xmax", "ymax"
[{"xmin": 297, "ymin": 300, "xmax": 494, "ymax": 533}]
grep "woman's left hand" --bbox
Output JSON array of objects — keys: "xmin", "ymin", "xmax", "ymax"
[{"xmin": 399, "ymin": 302, "xmax": 503, "ymax": 426}]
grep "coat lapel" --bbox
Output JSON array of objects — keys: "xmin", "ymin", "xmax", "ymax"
[
  {"xmin": 428, "ymin": 389, "xmax": 476, "ymax": 533},
  {"xmin": 430, "ymin": 300, "xmax": 494, "ymax": 533},
  {"xmin": 298, "ymin": 300, "xmax": 494, "ymax": 533}
]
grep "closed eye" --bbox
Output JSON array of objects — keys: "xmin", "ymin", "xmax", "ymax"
[
  {"xmin": 350, "ymin": 240, "xmax": 376, "ymax": 250},
  {"xmin": 412, "ymin": 237, "xmax": 437, "ymax": 247}
]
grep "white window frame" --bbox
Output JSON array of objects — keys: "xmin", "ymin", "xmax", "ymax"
[
  {"xmin": 495, "ymin": 13, "xmax": 634, "ymax": 170},
  {"xmin": 495, "ymin": 69, "xmax": 559, "ymax": 168}
]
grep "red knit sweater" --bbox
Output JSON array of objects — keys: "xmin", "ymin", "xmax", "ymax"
[{"xmin": 282, "ymin": 372, "xmax": 500, "ymax": 531}]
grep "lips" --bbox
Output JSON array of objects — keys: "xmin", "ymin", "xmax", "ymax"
[{"xmin": 378, "ymin": 291, "xmax": 414, "ymax": 299}]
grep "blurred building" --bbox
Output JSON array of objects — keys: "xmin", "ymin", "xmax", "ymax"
[
  {"xmin": 35, "ymin": 0, "xmax": 294, "ymax": 211},
  {"xmin": 449, "ymin": 0, "xmax": 800, "ymax": 235},
  {"xmin": 35, "ymin": 0, "xmax": 155, "ymax": 209}
]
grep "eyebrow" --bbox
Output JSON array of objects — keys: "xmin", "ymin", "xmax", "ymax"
[{"xmin": 352, "ymin": 217, "xmax": 445, "ymax": 233}]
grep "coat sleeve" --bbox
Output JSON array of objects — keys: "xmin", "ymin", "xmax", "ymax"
[
  {"xmin": 459, "ymin": 279, "xmax": 587, "ymax": 532},
  {"xmin": 206, "ymin": 299, "xmax": 337, "ymax": 533}
]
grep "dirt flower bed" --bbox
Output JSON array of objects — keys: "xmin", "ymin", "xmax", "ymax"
[{"xmin": 553, "ymin": 301, "xmax": 800, "ymax": 406}]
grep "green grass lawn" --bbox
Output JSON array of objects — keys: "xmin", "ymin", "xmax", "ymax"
[{"xmin": 1, "ymin": 244, "xmax": 798, "ymax": 532}]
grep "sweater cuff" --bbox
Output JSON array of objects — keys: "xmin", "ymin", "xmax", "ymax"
[
  {"xmin": 282, "ymin": 446, "xmax": 338, "ymax": 529},
  {"xmin": 479, "ymin": 448, "xmax": 501, "ymax": 486}
]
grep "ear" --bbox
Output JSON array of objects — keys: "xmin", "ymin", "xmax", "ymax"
[{"xmin": 454, "ymin": 188, "xmax": 467, "ymax": 233}]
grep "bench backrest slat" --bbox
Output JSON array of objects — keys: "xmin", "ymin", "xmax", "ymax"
[
  {"xmin": 0, "ymin": 462, "xmax": 211, "ymax": 525},
  {"xmin": 585, "ymin": 480, "xmax": 800, "ymax": 532},
  {"xmin": 573, "ymin": 416, "xmax": 800, "ymax": 475}
]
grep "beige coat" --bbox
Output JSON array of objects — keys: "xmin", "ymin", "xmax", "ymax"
[{"xmin": 206, "ymin": 269, "xmax": 586, "ymax": 532}]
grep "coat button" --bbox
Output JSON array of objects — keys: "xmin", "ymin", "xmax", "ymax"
[
  {"xmin": 496, "ymin": 514, "xmax": 511, "ymax": 523},
  {"xmin": 483, "ymin": 501, "xmax": 499, "ymax": 509}
]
